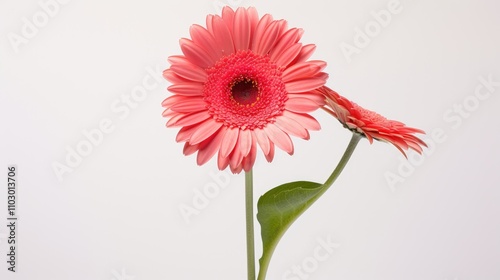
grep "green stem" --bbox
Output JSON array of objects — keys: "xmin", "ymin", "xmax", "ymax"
[
  {"xmin": 319, "ymin": 133, "xmax": 362, "ymax": 196},
  {"xmin": 256, "ymin": 133, "xmax": 361, "ymax": 280},
  {"xmin": 246, "ymin": 169, "xmax": 256, "ymax": 280}
]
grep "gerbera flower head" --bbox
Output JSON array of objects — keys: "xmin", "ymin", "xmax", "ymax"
[
  {"xmin": 320, "ymin": 86, "xmax": 427, "ymax": 156},
  {"xmin": 162, "ymin": 7, "xmax": 328, "ymax": 173}
]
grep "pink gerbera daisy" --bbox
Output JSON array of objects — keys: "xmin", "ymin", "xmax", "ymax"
[
  {"xmin": 162, "ymin": 7, "xmax": 328, "ymax": 173},
  {"xmin": 320, "ymin": 86, "xmax": 427, "ymax": 156}
]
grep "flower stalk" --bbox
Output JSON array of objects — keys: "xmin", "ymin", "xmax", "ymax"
[
  {"xmin": 245, "ymin": 169, "xmax": 256, "ymax": 280},
  {"xmin": 256, "ymin": 133, "xmax": 361, "ymax": 280}
]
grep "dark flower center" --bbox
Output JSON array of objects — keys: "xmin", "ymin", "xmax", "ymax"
[
  {"xmin": 231, "ymin": 78, "xmax": 260, "ymax": 106},
  {"xmin": 203, "ymin": 50, "xmax": 287, "ymax": 130}
]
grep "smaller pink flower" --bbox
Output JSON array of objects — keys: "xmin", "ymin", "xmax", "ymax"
[{"xmin": 320, "ymin": 86, "xmax": 427, "ymax": 156}]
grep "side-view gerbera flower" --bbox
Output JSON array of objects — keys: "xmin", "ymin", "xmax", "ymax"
[
  {"xmin": 319, "ymin": 86, "xmax": 427, "ymax": 155},
  {"xmin": 162, "ymin": 6, "xmax": 328, "ymax": 173}
]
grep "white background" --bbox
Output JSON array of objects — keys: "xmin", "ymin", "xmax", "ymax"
[{"xmin": 1, "ymin": 0, "xmax": 499, "ymax": 279}]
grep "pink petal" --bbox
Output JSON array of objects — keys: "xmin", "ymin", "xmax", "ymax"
[
  {"xmin": 229, "ymin": 144, "xmax": 244, "ymax": 172},
  {"xmin": 176, "ymin": 125, "xmax": 198, "ymax": 142},
  {"xmin": 230, "ymin": 163, "xmax": 243, "ymax": 174},
  {"xmin": 180, "ymin": 38, "xmax": 215, "ymax": 68},
  {"xmin": 233, "ymin": 7, "xmax": 251, "ymax": 50},
  {"xmin": 165, "ymin": 113, "xmax": 184, "ymax": 126},
  {"xmin": 246, "ymin": 7, "xmax": 259, "ymax": 47},
  {"xmin": 189, "ymin": 118, "xmax": 223, "ymax": 145},
  {"xmin": 401, "ymin": 127, "xmax": 426, "ymax": 135},
  {"xmin": 251, "ymin": 13, "xmax": 273, "ymax": 53},
  {"xmin": 270, "ymin": 27, "xmax": 302, "ymax": 63},
  {"xmin": 264, "ymin": 123, "xmax": 294, "ymax": 154},
  {"xmin": 170, "ymin": 64, "xmax": 207, "ymax": 83},
  {"xmin": 170, "ymin": 100, "xmax": 207, "ymax": 114},
  {"xmin": 254, "ymin": 20, "xmax": 283, "ymax": 55},
  {"xmin": 292, "ymin": 44, "xmax": 316, "ymax": 64},
  {"xmin": 314, "ymin": 72, "xmax": 329, "ymax": 82},
  {"xmin": 242, "ymin": 137, "xmax": 257, "ymax": 172},
  {"xmin": 272, "ymin": 28, "xmax": 302, "ymax": 55},
  {"xmin": 265, "ymin": 142, "xmax": 275, "ymax": 162},
  {"xmin": 167, "ymin": 55, "xmax": 188, "ymax": 65},
  {"xmin": 205, "ymin": 14, "xmax": 214, "ymax": 34},
  {"xmin": 406, "ymin": 139, "xmax": 424, "ymax": 154},
  {"xmin": 273, "ymin": 43, "xmax": 302, "ymax": 68},
  {"xmin": 217, "ymin": 150, "xmax": 230, "ymax": 170},
  {"xmin": 220, "ymin": 127, "xmax": 239, "ymax": 158},
  {"xmin": 189, "ymin": 24, "xmax": 219, "ymax": 60},
  {"xmin": 285, "ymin": 78, "xmax": 326, "ymax": 93},
  {"xmin": 163, "ymin": 69, "xmax": 190, "ymax": 84},
  {"xmin": 222, "ymin": 6, "xmax": 235, "ymax": 35},
  {"xmin": 162, "ymin": 95, "xmax": 186, "ymax": 109},
  {"xmin": 282, "ymin": 61, "xmax": 325, "ymax": 82},
  {"xmin": 183, "ymin": 142, "xmax": 199, "ymax": 156},
  {"xmin": 283, "ymin": 110, "xmax": 321, "ymax": 131},
  {"xmin": 212, "ymin": 15, "xmax": 235, "ymax": 56},
  {"xmin": 162, "ymin": 108, "xmax": 175, "ymax": 117},
  {"xmin": 197, "ymin": 126, "xmax": 226, "ymax": 165},
  {"xmin": 412, "ymin": 135, "xmax": 428, "ymax": 147},
  {"xmin": 326, "ymin": 99, "xmax": 350, "ymax": 123},
  {"xmin": 253, "ymin": 129, "xmax": 270, "ymax": 155},
  {"xmin": 288, "ymin": 93, "xmax": 326, "ymax": 106},
  {"xmin": 392, "ymin": 144, "xmax": 407, "ymax": 157},
  {"xmin": 168, "ymin": 83, "xmax": 204, "ymax": 96},
  {"xmin": 167, "ymin": 111, "xmax": 210, "ymax": 127},
  {"xmin": 364, "ymin": 131, "xmax": 375, "ymax": 144},
  {"xmin": 309, "ymin": 60, "xmax": 327, "ymax": 70},
  {"xmin": 170, "ymin": 97, "xmax": 207, "ymax": 112},
  {"xmin": 390, "ymin": 136, "xmax": 409, "ymax": 151},
  {"xmin": 275, "ymin": 116, "xmax": 310, "ymax": 140},
  {"xmin": 237, "ymin": 129, "xmax": 252, "ymax": 157},
  {"xmin": 285, "ymin": 97, "xmax": 321, "ymax": 113}
]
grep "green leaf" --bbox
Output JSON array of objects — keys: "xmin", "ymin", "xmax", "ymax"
[
  {"xmin": 256, "ymin": 134, "xmax": 362, "ymax": 280},
  {"xmin": 256, "ymin": 180, "xmax": 324, "ymax": 280}
]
